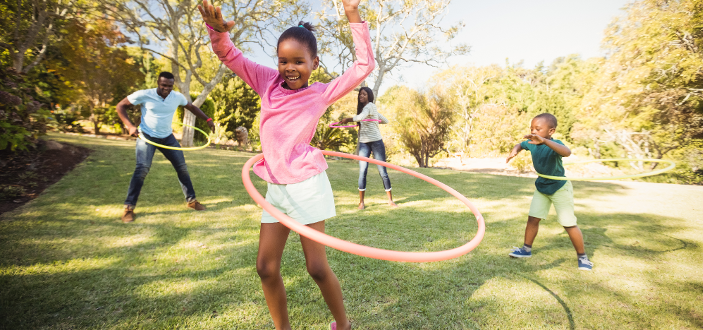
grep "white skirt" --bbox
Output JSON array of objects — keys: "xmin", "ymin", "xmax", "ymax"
[{"xmin": 261, "ymin": 171, "xmax": 336, "ymax": 225}]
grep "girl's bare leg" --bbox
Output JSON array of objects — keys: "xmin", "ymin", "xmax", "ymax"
[
  {"xmin": 358, "ymin": 190, "xmax": 365, "ymax": 209},
  {"xmin": 301, "ymin": 221, "xmax": 351, "ymax": 330},
  {"xmin": 257, "ymin": 223, "xmax": 291, "ymax": 330}
]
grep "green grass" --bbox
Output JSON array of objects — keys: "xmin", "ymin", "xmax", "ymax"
[{"xmin": 1, "ymin": 133, "xmax": 702, "ymax": 329}]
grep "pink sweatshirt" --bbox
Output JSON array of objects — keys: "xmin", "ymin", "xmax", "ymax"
[{"xmin": 208, "ymin": 22, "xmax": 375, "ymax": 184}]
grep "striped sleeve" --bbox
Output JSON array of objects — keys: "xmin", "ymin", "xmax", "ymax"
[{"xmin": 356, "ymin": 103, "xmax": 386, "ymax": 143}]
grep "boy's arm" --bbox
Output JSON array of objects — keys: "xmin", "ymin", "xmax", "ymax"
[
  {"xmin": 525, "ymin": 134, "xmax": 571, "ymax": 157},
  {"xmin": 543, "ymin": 139, "xmax": 571, "ymax": 157},
  {"xmin": 506, "ymin": 143, "xmax": 523, "ymax": 163}
]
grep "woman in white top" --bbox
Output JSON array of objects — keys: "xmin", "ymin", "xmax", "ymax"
[{"xmin": 341, "ymin": 87, "xmax": 397, "ymax": 209}]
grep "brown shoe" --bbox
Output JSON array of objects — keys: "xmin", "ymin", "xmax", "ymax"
[
  {"xmin": 187, "ymin": 200, "xmax": 206, "ymax": 211},
  {"xmin": 122, "ymin": 206, "xmax": 135, "ymax": 223}
]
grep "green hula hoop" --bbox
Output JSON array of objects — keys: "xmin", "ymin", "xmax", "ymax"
[
  {"xmin": 536, "ymin": 158, "xmax": 676, "ymax": 181},
  {"xmin": 138, "ymin": 124, "xmax": 211, "ymax": 151}
]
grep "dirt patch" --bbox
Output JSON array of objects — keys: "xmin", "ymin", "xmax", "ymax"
[{"xmin": 0, "ymin": 140, "xmax": 91, "ymax": 216}]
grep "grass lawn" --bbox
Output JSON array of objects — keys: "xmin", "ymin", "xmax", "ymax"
[{"xmin": 1, "ymin": 133, "xmax": 702, "ymax": 329}]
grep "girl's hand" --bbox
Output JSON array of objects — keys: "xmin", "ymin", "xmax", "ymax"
[
  {"xmin": 342, "ymin": 0, "xmax": 361, "ymax": 10},
  {"xmin": 340, "ymin": 118, "xmax": 353, "ymax": 124},
  {"xmin": 524, "ymin": 134, "xmax": 545, "ymax": 145},
  {"xmin": 198, "ymin": 0, "xmax": 235, "ymax": 33},
  {"xmin": 342, "ymin": 0, "xmax": 362, "ymax": 23}
]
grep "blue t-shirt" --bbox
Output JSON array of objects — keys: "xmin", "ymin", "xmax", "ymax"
[
  {"xmin": 521, "ymin": 139, "xmax": 567, "ymax": 195},
  {"xmin": 127, "ymin": 89, "xmax": 188, "ymax": 138}
]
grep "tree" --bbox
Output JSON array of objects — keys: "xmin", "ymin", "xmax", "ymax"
[
  {"xmin": 176, "ymin": 94, "xmax": 215, "ymax": 143},
  {"xmin": 0, "ymin": 66, "xmax": 52, "ymax": 152},
  {"xmin": 103, "ymin": 0, "xmax": 305, "ymax": 146},
  {"xmin": 55, "ymin": 19, "xmax": 144, "ymax": 134},
  {"xmin": 384, "ymin": 85, "xmax": 453, "ymax": 167},
  {"xmin": 432, "ymin": 65, "xmax": 502, "ymax": 159},
  {"xmin": 310, "ymin": 110, "xmax": 357, "ymax": 151},
  {"xmin": 580, "ymin": 0, "xmax": 703, "ymax": 162},
  {"xmin": 0, "ymin": 0, "xmax": 77, "ymax": 73},
  {"xmin": 315, "ymin": 0, "xmax": 469, "ymax": 96},
  {"xmin": 208, "ymin": 74, "xmax": 260, "ymax": 141}
]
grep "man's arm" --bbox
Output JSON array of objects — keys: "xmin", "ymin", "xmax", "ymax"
[
  {"xmin": 116, "ymin": 97, "xmax": 139, "ymax": 137},
  {"xmin": 184, "ymin": 103, "xmax": 216, "ymax": 132}
]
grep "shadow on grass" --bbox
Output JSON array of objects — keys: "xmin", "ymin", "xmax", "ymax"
[{"xmin": 518, "ymin": 274, "xmax": 575, "ymax": 330}]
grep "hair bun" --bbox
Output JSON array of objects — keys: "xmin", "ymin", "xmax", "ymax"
[{"xmin": 297, "ymin": 21, "xmax": 315, "ymax": 33}]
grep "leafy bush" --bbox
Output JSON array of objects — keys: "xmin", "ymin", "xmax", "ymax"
[
  {"xmin": 0, "ymin": 66, "xmax": 52, "ymax": 152},
  {"xmin": 53, "ymin": 112, "xmax": 84, "ymax": 133},
  {"xmin": 176, "ymin": 95, "xmax": 215, "ymax": 143},
  {"xmin": 0, "ymin": 185, "xmax": 25, "ymax": 200},
  {"xmin": 311, "ymin": 110, "xmax": 357, "ymax": 152}
]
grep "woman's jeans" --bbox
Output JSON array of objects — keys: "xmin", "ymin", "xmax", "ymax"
[
  {"xmin": 358, "ymin": 139, "xmax": 392, "ymax": 191},
  {"xmin": 124, "ymin": 133, "xmax": 196, "ymax": 207}
]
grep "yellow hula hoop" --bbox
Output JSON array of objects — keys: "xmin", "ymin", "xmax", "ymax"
[
  {"xmin": 536, "ymin": 158, "xmax": 676, "ymax": 181},
  {"xmin": 138, "ymin": 124, "xmax": 211, "ymax": 151}
]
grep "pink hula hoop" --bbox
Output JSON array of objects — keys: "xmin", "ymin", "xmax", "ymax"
[
  {"xmin": 329, "ymin": 118, "xmax": 381, "ymax": 128},
  {"xmin": 241, "ymin": 150, "xmax": 486, "ymax": 262}
]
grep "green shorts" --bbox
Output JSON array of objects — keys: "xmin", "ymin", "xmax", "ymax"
[
  {"xmin": 261, "ymin": 171, "xmax": 336, "ymax": 225},
  {"xmin": 528, "ymin": 181, "xmax": 577, "ymax": 227}
]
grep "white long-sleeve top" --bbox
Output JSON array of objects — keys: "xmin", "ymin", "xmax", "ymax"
[{"xmin": 352, "ymin": 102, "xmax": 389, "ymax": 143}]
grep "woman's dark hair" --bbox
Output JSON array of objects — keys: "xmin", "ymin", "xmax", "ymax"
[
  {"xmin": 277, "ymin": 21, "xmax": 317, "ymax": 58},
  {"xmin": 356, "ymin": 87, "xmax": 375, "ymax": 127}
]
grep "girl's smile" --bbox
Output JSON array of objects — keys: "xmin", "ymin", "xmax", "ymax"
[{"xmin": 277, "ymin": 38, "xmax": 319, "ymax": 90}]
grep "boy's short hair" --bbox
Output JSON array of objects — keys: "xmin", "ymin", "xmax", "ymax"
[
  {"xmin": 158, "ymin": 72, "xmax": 175, "ymax": 80},
  {"xmin": 534, "ymin": 113, "xmax": 558, "ymax": 129}
]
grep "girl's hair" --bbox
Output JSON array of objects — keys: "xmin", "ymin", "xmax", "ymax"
[
  {"xmin": 356, "ymin": 87, "xmax": 375, "ymax": 127},
  {"xmin": 277, "ymin": 21, "xmax": 317, "ymax": 58}
]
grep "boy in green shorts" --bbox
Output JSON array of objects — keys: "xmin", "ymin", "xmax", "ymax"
[{"xmin": 505, "ymin": 113, "xmax": 593, "ymax": 271}]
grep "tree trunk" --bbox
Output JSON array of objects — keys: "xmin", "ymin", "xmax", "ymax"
[
  {"xmin": 372, "ymin": 67, "xmax": 386, "ymax": 99},
  {"xmin": 181, "ymin": 66, "xmax": 227, "ymax": 146},
  {"xmin": 182, "ymin": 111, "xmax": 196, "ymax": 145},
  {"xmin": 12, "ymin": 50, "xmax": 26, "ymax": 72}
]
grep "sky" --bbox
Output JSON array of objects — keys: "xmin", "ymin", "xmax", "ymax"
[
  {"xmin": 355, "ymin": 0, "xmax": 635, "ymax": 93},
  {"xmin": 221, "ymin": 0, "xmax": 635, "ymax": 95}
]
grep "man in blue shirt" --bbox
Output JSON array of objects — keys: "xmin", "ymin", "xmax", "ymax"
[{"xmin": 116, "ymin": 72, "xmax": 215, "ymax": 223}]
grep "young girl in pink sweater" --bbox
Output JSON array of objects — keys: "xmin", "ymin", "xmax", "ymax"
[{"xmin": 199, "ymin": 1, "xmax": 373, "ymax": 329}]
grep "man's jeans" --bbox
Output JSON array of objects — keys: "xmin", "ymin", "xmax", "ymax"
[
  {"xmin": 358, "ymin": 139, "xmax": 392, "ymax": 191},
  {"xmin": 124, "ymin": 133, "xmax": 196, "ymax": 207}
]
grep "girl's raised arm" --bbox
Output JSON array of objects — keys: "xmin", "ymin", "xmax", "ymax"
[
  {"xmin": 321, "ymin": 1, "xmax": 374, "ymax": 105},
  {"xmin": 198, "ymin": 0, "xmax": 234, "ymax": 32},
  {"xmin": 343, "ymin": 0, "xmax": 362, "ymax": 23},
  {"xmin": 199, "ymin": 0, "xmax": 278, "ymax": 95}
]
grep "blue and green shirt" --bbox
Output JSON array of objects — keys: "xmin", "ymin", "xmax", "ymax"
[{"xmin": 521, "ymin": 139, "xmax": 567, "ymax": 195}]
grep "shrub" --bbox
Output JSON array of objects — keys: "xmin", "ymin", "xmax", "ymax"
[
  {"xmin": 0, "ymin": 67, "xmax": 52, "ymax": 152},
  {"xmin": 176, "ymin": 95, "xmax": 215, "ymax": 143}
]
